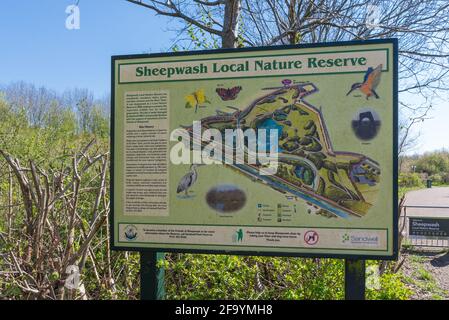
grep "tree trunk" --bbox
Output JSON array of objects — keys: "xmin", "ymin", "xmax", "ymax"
[
  {"xmin": 287, "ymin": 0, "xmax": 297, "ymax": 44},
  {"xmin": 8, "ymin": 168, "xmax": 13, "ymax": 239},
  {"xmin": 222, "ymin": 0, "xmax": 241, "ymax": 48}
]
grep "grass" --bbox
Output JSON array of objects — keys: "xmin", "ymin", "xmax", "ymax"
[
  {"xmin": 427, "ymin": 182, "xmax": 449, "ymax": 189},
  {"xmin": 416, "ymin": 267, "xmax": 433, "ymax": 281},
  {"xmin": 405, "ymin": 257, "xmax": 448, "ymax": 299},
  {"xmin": 399, "ymin": 185, "xmax": 424, "ymax": 199},
  {"xmin": 399, "ymin": 183, "xmax": 449, "ymax": 199},
  {"xmin": 401, "ymin": 239, "xmax": 415, "ymax": 251},
  {"xmin": 409, "ymin": 255, "xmax": 425, "ymax": 264}
]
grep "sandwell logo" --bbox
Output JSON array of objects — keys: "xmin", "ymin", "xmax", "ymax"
[
  {"xmin": 124, "ymin": 225, "xmax": 138, "ymax": 241},
  {"xmin": 351, "ymin": 235, "xmax": 379, "ymax": 245},
  {"xmin": 341, "ymin": 233, "xmax": 379, "ymax": 246}
]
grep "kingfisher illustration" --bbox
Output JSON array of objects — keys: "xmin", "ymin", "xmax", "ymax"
[{"xmin": 346, "ymin": 64, "xmax": 382, "ymax": 100}]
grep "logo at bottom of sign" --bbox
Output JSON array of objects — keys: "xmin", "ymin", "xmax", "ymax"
[{"xmin": 124, "ymin": 225, "xmax": 138, "ymax": 241}]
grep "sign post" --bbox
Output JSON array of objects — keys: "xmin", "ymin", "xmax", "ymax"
[
  {"xmin": 110, "ymin": 39, "xmax": 398, "ymax": 299},
  {"xmin": 140, "ymin": 251, "xmax": 165, "ymax": 300},
  {"xmin": 345, "ymin": 259, "xmax": 365, "ymax": 300}
]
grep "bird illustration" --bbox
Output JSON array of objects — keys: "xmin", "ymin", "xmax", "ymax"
[
  {"xmin": 346, "ymin": 64, "xmax": 382, "ymax": 100},
  {"xmin": 176, "ymin": 164, "xmax": 201, "ymax": 197}
]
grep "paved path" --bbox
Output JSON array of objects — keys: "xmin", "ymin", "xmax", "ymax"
[{"xmin": 404, "ymin": 187, "xmax": 449, "ymax": 217}]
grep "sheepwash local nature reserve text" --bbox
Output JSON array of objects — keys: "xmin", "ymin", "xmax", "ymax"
[
  {"xmin": 117, "ymin": 49, "xmax": 388, "ymax": 83},
  {"xmin": 135, "ymin": 56, "xmax": 369, "ymax": 78}
]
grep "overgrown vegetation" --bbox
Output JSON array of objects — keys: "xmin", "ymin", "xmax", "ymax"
[
  {"xmin": 414, "ymin": 151, "xmax": 449, "ymax": 179},
  {"xmin": 400, "ymin": 151, "xmax": 449, "ymax": 187},
  {"xmin": 164, "ymin": 254, "xmax": 411, "ymax": 300},
  {"xmin": 399, "ymin": 173, "xmax": 424, "ymax": 188}
]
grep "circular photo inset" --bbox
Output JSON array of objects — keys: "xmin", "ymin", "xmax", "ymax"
[
  {"xmin": 206, "ymin": 184, "xmax": 246, "ymax": 213},
  {"xmin": 351, "ymin": 108, "xmax": 381, "ymax": 141}
]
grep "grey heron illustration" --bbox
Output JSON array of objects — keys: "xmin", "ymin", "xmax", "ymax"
[{"xmin": 176, "ymin": 164, "xmax": 202, "ymax": 197}]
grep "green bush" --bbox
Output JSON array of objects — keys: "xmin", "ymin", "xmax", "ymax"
[
  {"xmin": 163, "ymin": 254, "xmax": 411, "ymax": 300},
  {"xmin": 164, "ymin": 254, "xmax": 344, "ymax": 300},
  {"xmin": 429, "ymin": 172, "xmax": 449, "ymax": 185},
  {"xmin": 399, "ymin": 173, "xmax": 423, "ymax": 188},
  {"xmin": 367, "ymin": 273, "xmax": 412, "ymax": 300},
  {"xmin": 429, "ymin": 173, "xmax": 443, "ymax": 185},
  {"xmin": 443, "ymin": 173, "xmax": 449, "ymax": 184},
  {"xmin": 414, "ymin": 151, "xmax": 449, "ymax": 176}
]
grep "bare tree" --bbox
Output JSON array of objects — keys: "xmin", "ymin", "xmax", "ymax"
[
  {"xmin": 398, "ymin": 103, "xmax": 432, "ymax": 157},
  {"xmin": 240, "ymin": 1, "xmax": 449, "ymax": 99},
  {"xmin": 1, "ymin": 83, "xmax": 110, "ymax": 136},
  {"xmin": 126, "ymin": 0, "xmax": 242, "ymax": 48},
  {"xmin": 1, "ymin": 81, "xmax": 61, "ymax": 127},
  {"xmin": 0, "ymin": 140, "xmax": 110, "ymax": 299}
]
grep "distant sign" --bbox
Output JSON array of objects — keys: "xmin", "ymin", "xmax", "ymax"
[
  {"xmin": 409, "ymin": 217, "xmax": 449, "ymax": 238},
  {"xmin": 111, "ymin": 39, "xmax": 398, "ymax": 259}
]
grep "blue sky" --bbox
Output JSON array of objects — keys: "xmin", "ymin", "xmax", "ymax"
[
  {"xmin": 412, "ymin": 103, "xmax": 448, "ymax": 154},
  {"xmin": 0, "ymin": 0, "xmax": 175, "ymax": 97},
  {"xmin": 0, "ymin": 0, "xmax": 447, "ymax": 154}
]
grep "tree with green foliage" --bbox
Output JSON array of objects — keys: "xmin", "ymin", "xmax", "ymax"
[{"xmin": 414, "ymin": 151, "xmax": 449, "ymax": 176}]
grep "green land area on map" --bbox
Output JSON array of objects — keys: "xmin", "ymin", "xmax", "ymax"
[{"xmin": 182, "ymin": 83, "xmax": 381, "ymax": 219}]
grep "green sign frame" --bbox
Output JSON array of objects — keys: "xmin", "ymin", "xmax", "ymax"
[{"xmin": 111, "ymin": 39, "xmax": 398, "ymax": 260}]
